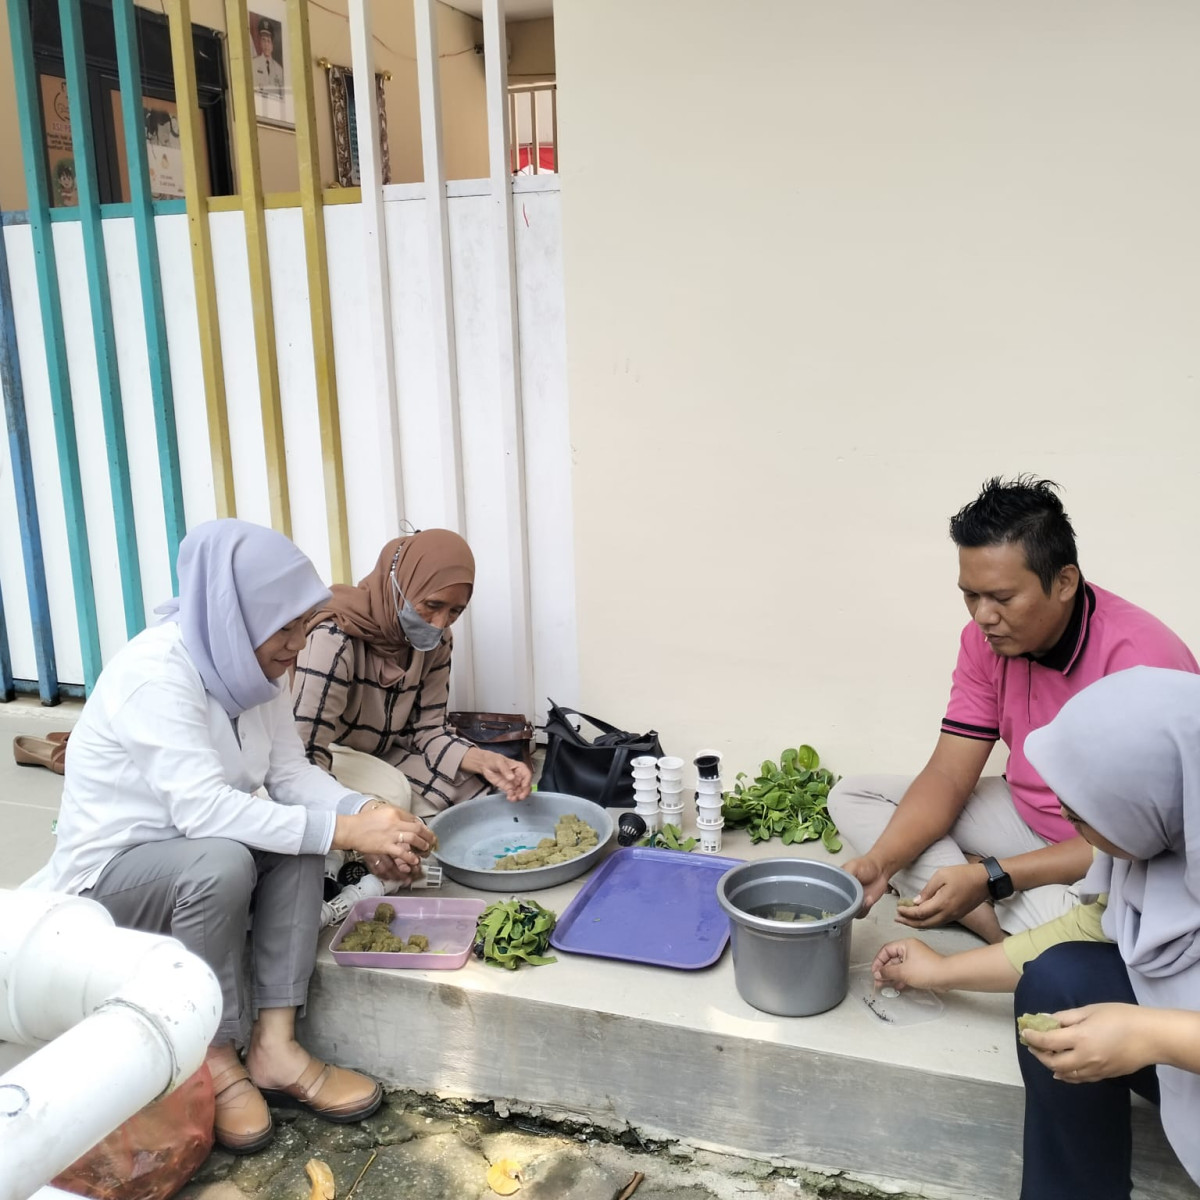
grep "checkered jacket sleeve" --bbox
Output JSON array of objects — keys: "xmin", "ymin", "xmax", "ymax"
[
  {"xmin": 408, "ymin": 640, "xmax": 473, "ymax": 784},
  {"xmin": 292, "ymin": 622, "xmax": 354, "ymax": 772}
]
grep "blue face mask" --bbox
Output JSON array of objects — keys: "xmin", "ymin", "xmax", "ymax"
[{"xmin": 390, "ymin": 569, "xmax": 444, "ymax": 652}]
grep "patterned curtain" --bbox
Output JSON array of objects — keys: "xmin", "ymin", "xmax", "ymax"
[{"xmin": 326, "ymin": 64, "xmax": 391, "ymax": 188}]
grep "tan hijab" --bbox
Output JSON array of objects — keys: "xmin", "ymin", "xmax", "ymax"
[{"xmin": 308, "ymin": 530, "xmax": 475, "ymax": 682}]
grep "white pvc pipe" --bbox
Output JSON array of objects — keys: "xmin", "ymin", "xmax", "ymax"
[{"xmin": 0, "ymin": 889, "xmax": 221, "ymax": 1200}]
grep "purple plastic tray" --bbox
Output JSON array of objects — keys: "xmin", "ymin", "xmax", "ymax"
[
  {"xmin": 330, "ymin": 896, "xmax": 486, "ymax": 970},
  {"xmin": 549, "ymin": 846, "xmax": 743, "ymax": 970}
]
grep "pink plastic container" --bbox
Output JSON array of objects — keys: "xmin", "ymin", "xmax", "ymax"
[{"xmin": 330, "ymin": 896, "xmax": 486, "ymax": 969}]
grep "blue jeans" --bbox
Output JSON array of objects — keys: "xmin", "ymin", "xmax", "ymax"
[{"xmin": 1016, "ymin": 942, "xmax": 1160, "ymax": 1200}]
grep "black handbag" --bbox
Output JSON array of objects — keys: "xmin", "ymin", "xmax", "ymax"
[
  {"xmin": 538, "ymin": 699, "xmax": 665, "ymax": 808},
  {"xmin": 447, "ymin": 711, "xmax": 535, "ymax": 769}
]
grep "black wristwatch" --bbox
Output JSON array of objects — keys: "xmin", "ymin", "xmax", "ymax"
[{"xmin": 981, "ymin": 856, "xmax": 1014, "ymax": 901}]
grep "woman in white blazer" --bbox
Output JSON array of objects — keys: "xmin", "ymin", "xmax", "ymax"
[{"xmin": 26, "ymin": 520, "xmax": 434, "ymax": 1153}]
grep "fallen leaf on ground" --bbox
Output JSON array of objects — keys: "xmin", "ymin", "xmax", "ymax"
[
  {"xmin": 306, "ymin": 1158, "xmax": 336, "ymax": 1200},
  {"xmin": 487, "ymin": 1158, "xmax": 522, "ymax": 1195}
]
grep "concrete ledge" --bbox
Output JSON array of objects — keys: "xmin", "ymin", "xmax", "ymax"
[{"xmin": 298, "ymin": 836, "xmax": 1192, "ymax": 1199}]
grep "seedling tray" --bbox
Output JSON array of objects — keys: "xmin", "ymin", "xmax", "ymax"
[{"xmin": 330, "ymin": 896, "xmax": 486, "ymax": 969}]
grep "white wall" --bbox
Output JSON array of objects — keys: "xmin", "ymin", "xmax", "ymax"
[{"xmin": 555, "ymin": 1, "xmax": 1200, "ymax": 780}]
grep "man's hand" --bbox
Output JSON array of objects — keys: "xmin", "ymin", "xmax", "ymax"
[
  {"xmin": 1023, "ymin": 1004, "xmax": 1159, "ymax": 1082},
  {"xmin": 842, "ymin": 856, "xmax": 893, "ymax": 916},
  {"xmin": 463, "ymin": 748, "xmax": 532, "ymax": 802},
  {"xmin": 872, "ymin": 938, "xmax": 949, "ymax": 992},
  {"xmin": 895, "ymin": 862, "xmax": 990, "ymax": 928}
]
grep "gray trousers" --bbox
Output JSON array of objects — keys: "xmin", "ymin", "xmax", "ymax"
[
  {"xmin": 83, "ymin": 837, "xmax": 324, "ymax": 1045},
  {"xmin": 827, "ymin": 774, "xmax": 1080, "ymax": 935}
]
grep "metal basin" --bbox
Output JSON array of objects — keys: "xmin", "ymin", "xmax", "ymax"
[
  {"xmin": 717, "ymin": 858, "xmax": 862, "ymax": 1016},
  {"xmin": 428, "ymin": 792, "xmax": 614, "ymax": 892}
]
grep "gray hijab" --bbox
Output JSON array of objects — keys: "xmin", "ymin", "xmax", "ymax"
[
  {"xmin": 157, "ymin": 520, "xmax": 331, "ymax": 718},
  {"xmin": 1024, "ymin": 666, "xmax": 1200, "ymax": 1183}
]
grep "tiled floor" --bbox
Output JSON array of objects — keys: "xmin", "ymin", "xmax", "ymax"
[{"xmin": 0, "ymin": 698, "xmax": 79, "ymax": 888}]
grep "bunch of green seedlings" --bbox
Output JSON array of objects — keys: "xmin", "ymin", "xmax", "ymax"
[
  {"xmin": 721, "ymin": 745, "xmax": 842, "ymax": 851},
  {"xmin": 473, "ymin": 899, "xmax": 558, "ymax": 969}
]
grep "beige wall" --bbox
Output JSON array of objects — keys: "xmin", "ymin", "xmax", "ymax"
[
  {"xmin": 0, "ymin": 0, "xmax": 489, "ymax": 211},
  {"xmin": 508, "ymin": 16, "xmax": 554, "ymax": 82},
  {"xmin": 555, "ymin": 1, "xmax": 1200, "ymax": 782}
]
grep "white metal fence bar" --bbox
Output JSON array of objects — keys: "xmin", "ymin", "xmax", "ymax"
[
  {"xmin": 413, "ymin": 0, "xmax": 474, "ymax": 706},
  {"xmin": 482, "ymin": 0, "xmax": 534, "ymax": 717},
  {"xmin": 348, "ymin": 0, "xmax": 404, "ymax": 542}
]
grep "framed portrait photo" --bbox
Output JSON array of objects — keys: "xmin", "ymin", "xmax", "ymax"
[{"xmin": 248, "ymin": 0, "xmax": 293, "ymax": 128}]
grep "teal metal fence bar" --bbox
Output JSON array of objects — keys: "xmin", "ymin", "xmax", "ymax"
[
  {"xmin": 6, "ymin": 0, "xmax": 103, "ymax": 691},
  {"xmin": 58, "ymin": 0, "xmax": 146, "ymax": 637},
  {"xmin": 113, "ymin": 0, "xmax": 186, "ymax": 585},
  {"xmin": 0, "ymin": 584, "xmax": 14, "ymax": 701},
  {"xmin": 0, "ymin": 208, "xmax": 60, "ymax": 705}
]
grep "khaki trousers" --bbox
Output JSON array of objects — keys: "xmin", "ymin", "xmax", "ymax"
[
  {"xmin": 827, "ymin": 774, "xmax": 1080, "ymax": 934},
  {"xmin": 83, "ymin": 837, "xmax": 322, "ymax": 1045},
  {"xmin": 329, "ymin": 743, "xmax": 423, "ymax": 813}
]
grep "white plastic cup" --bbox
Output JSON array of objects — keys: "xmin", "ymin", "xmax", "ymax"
[
  {"xmin": 658, "ymin": 780, "xmax": 684, "ymax": 796},
  {"xmin": 633, "ymin": 782, "xmax": 659, "ymax": 798},
  {"xmin": 695, "ymin": 812, "xmax": 724, "ymax": 829},
  {"xmin": 636, "ymin": 806, "xmax": 660, "ymax": 833},
  {"xmin": 631, "ymin": 756, "xmax": 659, "ymax": 770},
  {"xmin": 659, "ymin": 800, "xmax": 685, "ymax": 816},
  {"xmin": 698, "ymin": 826, "xmax": 723, "ymax": 853},
  {"xmin": 631, "ymin": 766, "xmax": 657, "ymax": 779},
  {"xmin": 657, "ymin": 756, "xmax": 685, "ymax": 772}
]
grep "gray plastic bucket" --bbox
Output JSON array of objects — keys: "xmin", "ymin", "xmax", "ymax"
[{"xmin": 717, "ymin": 858, "xmax": 863, "ymax": 1017}]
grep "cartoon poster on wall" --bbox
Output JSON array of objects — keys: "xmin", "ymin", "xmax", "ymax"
[
  {"xmin": 110, "ymin": 93, "xmax": 187, "ymax": 201},
  {"xmin": 141, "ymin": 101, "xmax": 185, "ymax": 199},
  {"xmin": 40, "ymin": 75, "xmax": 77, "ymax": 207}
]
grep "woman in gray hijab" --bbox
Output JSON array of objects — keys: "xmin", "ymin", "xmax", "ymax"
[
  {"xmin": 869, "ymin": 666, "xmax": 1200, "ymax": 1199},
  {"xmin": 25, "ymin": 520, "xmax": 434, "ymax": 1154}
]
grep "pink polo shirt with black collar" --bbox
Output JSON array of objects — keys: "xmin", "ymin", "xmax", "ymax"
[{"xmin": 941, "ymin": 582, "xmax": 1197, "ymax": 844}]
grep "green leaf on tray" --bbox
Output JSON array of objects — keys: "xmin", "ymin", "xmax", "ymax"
[{"xmin": 720, "ymin": 745, "xmax": 841, "ymax": 850}]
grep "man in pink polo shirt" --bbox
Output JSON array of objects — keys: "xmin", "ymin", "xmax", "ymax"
[{"xmin": 829, "ymin": 476, "xmax": 1197, "ymax": 942}]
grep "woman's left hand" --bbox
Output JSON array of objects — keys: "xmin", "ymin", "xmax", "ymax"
[
  {"xmin": 463, "ymin": 748, "xmax": 532, "ymax": 802},
  {"xmin": 1023, "ymin": 1003, "xmax": 1159, "ymax": 1082},
  {"xmin": 363, "ymin": 853, "xmax": 419, "ymax": 884}
]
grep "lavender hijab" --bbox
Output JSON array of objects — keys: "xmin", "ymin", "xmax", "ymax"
[
  {"xmin": 157, "ymin": 520, "xmax": 332, "ymax": 718},
  {"xmin": 1024, "ymin": 666, "xmax": 1200, "ymax": 1183}
]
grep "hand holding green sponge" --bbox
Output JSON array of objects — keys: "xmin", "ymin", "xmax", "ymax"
[{"xmin": 1017, "ymin": 1012, "xmax": 1061, "ymax": 1045}]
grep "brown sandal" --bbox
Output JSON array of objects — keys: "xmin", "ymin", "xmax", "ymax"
[
  {"xmin": 12, "ymin": 734, "xmax": 68, "ymax": 775},
  {"xmin": 259, "ymin": 1058, "xmax": 382, "ymax": 1124},
  {"xmin": 210, "ymin": 1061, "xmax": 274, "ymax": 1155}
]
